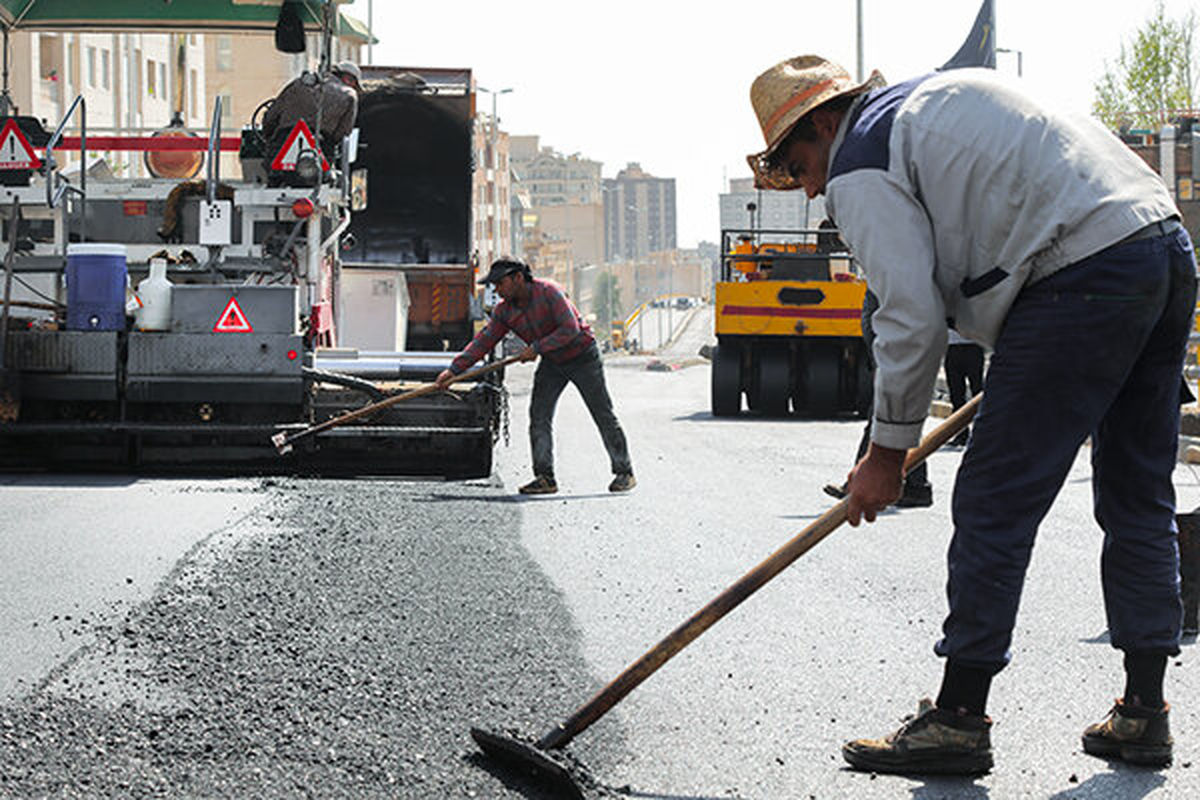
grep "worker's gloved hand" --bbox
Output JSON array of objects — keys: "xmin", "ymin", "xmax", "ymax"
[
  {"xmin": 518, "ymin": 345, "xmax": 537, "ymax": 363},
  {"xmin": 434, "ymin": 369, "xmax": 455, "ymax": 390},
  {"xmin": 846, "ymin": 444, "xmax": 905, "ymax": 526}
]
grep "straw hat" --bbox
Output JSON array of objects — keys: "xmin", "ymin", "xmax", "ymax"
[{"xmin": 747, "ymin": 55, "xmax": 884, "ymax": 189}]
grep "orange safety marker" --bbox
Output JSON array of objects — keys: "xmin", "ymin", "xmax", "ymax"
[
  {"xmin": 213, "ymin": 297, "xmax": 253, "ymax": 333},
  {"xmin": 269, "ymin": 119, "xmax": 330, "ymax": 172},
  {"xmin": 0, "ymin": 119, "xmax": 42, "ymax": 170}
]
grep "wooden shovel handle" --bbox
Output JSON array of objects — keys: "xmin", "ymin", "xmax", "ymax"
[{"xmin": 537, "ymin": 392, "xmax": 983, "ymax": 750}]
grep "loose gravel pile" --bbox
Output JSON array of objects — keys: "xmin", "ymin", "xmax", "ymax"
[{"xmin": 0, "ymin": 478, "xmax": 628, "ymax": 798}]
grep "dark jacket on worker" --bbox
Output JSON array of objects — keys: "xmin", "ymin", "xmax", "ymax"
[{"xmin": 262, "ymin": 72, "xmax": 358, "ymax": 146}]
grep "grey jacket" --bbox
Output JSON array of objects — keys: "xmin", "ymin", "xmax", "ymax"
[{"xmin": 825, "ymin": 69, "xmax": 1178, "ymax": 448}]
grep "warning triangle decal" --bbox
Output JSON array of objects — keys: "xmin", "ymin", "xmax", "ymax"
[
  {"xmin": 269, "ymin": 119, "xmax": 330, "ymax": 171},
  {"xmin": 0, "ymin": 119, "xmax": 42, "ymax": 170},
  {"xmin": 213, "ymin": 297, "xmax": 254, "ymax": 332}
]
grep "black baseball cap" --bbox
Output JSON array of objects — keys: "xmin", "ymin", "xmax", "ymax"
[{"xmin": 479, "ymin": 257, "xmax": 531, "ymax": 285}]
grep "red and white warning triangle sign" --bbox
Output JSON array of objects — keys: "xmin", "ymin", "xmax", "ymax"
[
  {"xmin": 0, "ymin": 119, "xmax": 42, "ymax": 170},
  {"xmin": 270, "ymin": 119, "xmax": 330, "ymax": 172},
  {"xmin": 213, "ymin": 297, "xmax": 253, "ymax": 333}
]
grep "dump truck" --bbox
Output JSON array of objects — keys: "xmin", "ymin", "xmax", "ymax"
[
  {"xmin": 710, "ymin": 227, "xmax": 870, "ymax": 418},
  {"xmin": 346, "ymin": 66, "xmax": 479, "ymax": 353},
  {"xmin": 0, "ymin": 63, "xmax": 502, "ymax": 477}
]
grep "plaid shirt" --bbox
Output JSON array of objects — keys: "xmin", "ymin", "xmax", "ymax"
[{"xmin": 450, "ymin": 278, "xmax": 595, "ymax": 374}]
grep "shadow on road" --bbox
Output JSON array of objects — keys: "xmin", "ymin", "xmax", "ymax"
[
  {"xmin": 1046, "ymin": 767, "xmax": 1166, "ymax": 800},
  {"xmin": 908, "ymin": 777, "xmax": 991, "ymax": 799},
  {"xmin": 420, "ymin": 492, "xmax": 624, "ymax": 504},
  {"xmin": 0, "ymin": 473, "xmax": 140, "ymax": 488},
  {"xmin": 672, "ymin": 411, "xmax": 866, "ymax": 424}
]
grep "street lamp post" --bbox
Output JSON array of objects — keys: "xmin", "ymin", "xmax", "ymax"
[{"xmin": 479, "ymin": 86, "xmax": 513, "ymax": 265}]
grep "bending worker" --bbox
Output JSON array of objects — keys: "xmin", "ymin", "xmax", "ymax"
[
  {"xmin": 747, "ymin": 55, "xmax": 1193, "ymax": 774},
  {"xmin": 261, "ymin": 60, "xmax": 361, "ymax": 157},
  {"xmin": 435, "ymin": 258, "xmax": 635, "ymax": 495}
]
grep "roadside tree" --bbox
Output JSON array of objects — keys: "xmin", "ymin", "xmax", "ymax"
[{"xmin": 1094, "ymin": 0, "xmax": 1198, "ymax": 131}]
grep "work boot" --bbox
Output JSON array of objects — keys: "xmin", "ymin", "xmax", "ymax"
[
  {"xmin": 1082, "ymin": 699, "xmax": 1173, "ymax": 767},
  {"xmin": 842, "ymin": 698, "xmax": 993, "ymax": 776},
  {"xmin": 518, "ymin": 475, "xmax": 558, "ymax": 495},
  {"xmin": 894, "ymin": 483, "xmax": 934, "ymax": 508},
  {"xmin": 609, "ymin": 472, "xmax": 637, "ymax": 492},
  {"xmin": 823, "ymin": 483, "xmax": 848, "ymax": 500}
]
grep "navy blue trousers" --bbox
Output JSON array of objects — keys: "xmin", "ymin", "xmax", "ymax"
[{"xmin": 936, "ymin": 226, "xmax": 1197, "ymax": 672}]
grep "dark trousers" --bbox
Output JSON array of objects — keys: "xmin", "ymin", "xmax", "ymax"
[
  {"xmin": 936, "ymin": 226, "xmax": 1196, "ymax": 672},
  {"xmin": 530, "ymin": 344, "xmax": 632, "ymax": 478},
  {"xmin": 944, "ymin": 343, "xmax": 985, "ymax": 411}
]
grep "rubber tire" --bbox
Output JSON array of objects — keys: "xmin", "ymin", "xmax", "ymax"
[
  {"xmin": 711, "ymin": 343, "xmax": 742, "ymax": 417},
  {"xmin": 804, "ymin": 345, "xmax": 840, "ymax": 418},
  {"xmin": 755, "ymin": 347, "xmax": 791, "ymax": 417}
]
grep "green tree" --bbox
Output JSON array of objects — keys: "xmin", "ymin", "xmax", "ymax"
[
  {"xmin": 1094, "ymin": 1, "xmax": 1197, "ymax": 131},
  {"xmin": 593, "ymin": 271, "xmax": 622, "ymax": 332}
]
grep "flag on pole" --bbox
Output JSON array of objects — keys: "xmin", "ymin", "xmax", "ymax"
[{"xmin": 941, "ymin": 0, "xmax": 996, "ymax": 70}]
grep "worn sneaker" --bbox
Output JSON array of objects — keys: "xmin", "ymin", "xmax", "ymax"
[
  {"xmin": 843, "ymin": 698, "xmax": 993, "ymax": 776},
  {"xmin": 518, "ymin": 475, "xmax": 558, "ymax": 495},
  {"xmin": 894, "ymin": 483, "xmax": 933, "ymax": 508},
  {"xmin": 609, "ymin": 472, "xmax": 637, "ymax": 492},
  {"xmin": 1082, "ymin": 699, "xmax": 1173, "ymax": 766},
  {"xmin": 823, "ymin": 482, "xmax": 848, "ymax": 500}
]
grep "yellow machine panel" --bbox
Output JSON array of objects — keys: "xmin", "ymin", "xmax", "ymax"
[
  {"xmin": 715, "ymin": 279, "xmax": 866, "ymax": 338},
  {"xmin": 711, "ymin": 226, "xmax": 871, "ymax": 418}
]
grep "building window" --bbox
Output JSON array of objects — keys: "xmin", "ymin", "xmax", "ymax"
[
  {"xmin": 219, "ymin": 92, "xmax": 233, "ymax": 125},
  {"xmin": 189, "ymin": 69, "xmax": 198, "ymax": 118},
  {"xmin": 160, "ymin": 62, "xmax": 167, "ymax": 102},
  {"xmin": 147, "ymin": 59, "xmax": 156, "ymax": 96},
  {"xmin": 101, "ymin": 49, "xmax": 110, "ymax": 90},
  {"xmin": 87, "ymin": 46, "xmax": 96, "ymax": 87},
  {"xmin": 216, "ymin": 35, "xmax": 233, "ymax": 71}
]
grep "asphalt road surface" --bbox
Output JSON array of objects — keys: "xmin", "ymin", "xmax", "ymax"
[{"xmin": 3, "ymin": 312, "xmax": 1199, "ymax": 798}]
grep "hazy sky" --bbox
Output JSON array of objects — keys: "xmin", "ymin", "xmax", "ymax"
[{"xmin": 351, "ymin": 0, "xmax": 1195, "ymax": 248}]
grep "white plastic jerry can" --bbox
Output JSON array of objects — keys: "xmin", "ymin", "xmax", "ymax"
[{"xmin": 135, "ymin": 258, "xmax": 173, "ymax": 331}]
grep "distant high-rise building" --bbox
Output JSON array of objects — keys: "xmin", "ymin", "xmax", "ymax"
[
  {"xmin": 603, "ymin": 163, "xmax": 676, "ymax": 262},
  {"xmin": 719, "ymin": 177, "xmax": 825, "ymax": 239},
  {"xmin": 509, "ymin": 135, "xmax": 604, "ymax": 265}
]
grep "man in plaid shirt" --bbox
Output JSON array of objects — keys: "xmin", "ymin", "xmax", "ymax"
[{"xmin": 436, "ymin": 258, "xmax": 635, "ymax": 494}]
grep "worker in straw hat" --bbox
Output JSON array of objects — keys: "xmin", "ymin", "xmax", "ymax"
[{"xmin": 747, "ymin": 55, "xmax": 1193, "ymax": 775}]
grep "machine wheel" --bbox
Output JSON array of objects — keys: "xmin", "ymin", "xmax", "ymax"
[
  {"xmin": 711, "ymin": 343, "xmax": 742, "ymax": 417},
  {"xmin": 804, "ymin": 346, "xmax": 840, "ymax": 418},
  {"xmin": 755, "ymin": 346, "xmax": 791, "ymax": 417}
]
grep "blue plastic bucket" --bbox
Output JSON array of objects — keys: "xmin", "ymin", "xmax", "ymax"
[{"xmin": 66, "ymin": 244, "xmax": 128, "ymax": 331}]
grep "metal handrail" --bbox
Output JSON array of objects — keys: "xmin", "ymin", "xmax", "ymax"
[
  {"xmin": 206, "ymin": 95, "xmax": 222, "ymax": 204},
  {"xmin": 43, "ymin": 93, "xmax": 87, "ymax": 245}
]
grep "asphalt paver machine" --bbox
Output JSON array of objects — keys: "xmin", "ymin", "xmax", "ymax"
[{"xmin": 0, "ymin": 5, "xmax": 503, "ymax": 477}]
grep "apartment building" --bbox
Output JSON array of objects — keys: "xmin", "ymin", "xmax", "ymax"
[
  {"xmin": 603, "ymin": 162, "xmax": 676, "ymax": 262},
  {"xmin": 472, "ymin": 114, "xmax": 513, "ymax": 269},
  {"xmin": 6, "ymin": 30, "xmax": 207, "ymax": 175},
  {"xmin": 718, "ymin": 176, "xmax": 826, "ymax": 237},
  {"xmin": 509, "ymin": 135, "xmax": 604, "ymax": 266}
]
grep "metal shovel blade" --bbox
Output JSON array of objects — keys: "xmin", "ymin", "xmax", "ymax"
[{"xmin": 470, "ymin": 728, "xmax": 584, "ymax": 800}]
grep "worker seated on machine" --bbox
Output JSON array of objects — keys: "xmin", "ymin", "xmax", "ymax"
[{"xmin": 260, "ymin": 61, "xmax": 361, "ymax": 184}]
